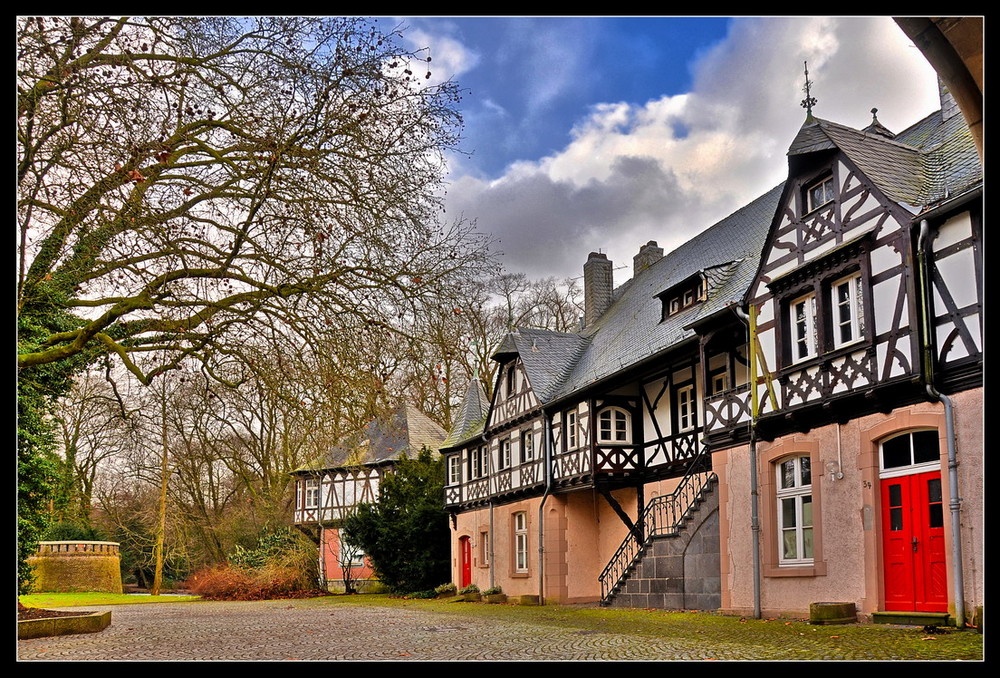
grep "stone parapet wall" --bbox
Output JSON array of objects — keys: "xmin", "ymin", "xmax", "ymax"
[{"xmin": 28, "ymin": 541, "xmax": 123, "ymax": 593}]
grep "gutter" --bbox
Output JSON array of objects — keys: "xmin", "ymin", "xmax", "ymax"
[
  {"xmin": 917, "ymin": 218, "xmax": 966, "ymax": 627},
  {"xmin": 537, "ymin": 410, "xmax": 554, "ymax": 606}
]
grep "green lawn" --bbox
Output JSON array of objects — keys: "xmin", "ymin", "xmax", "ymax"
[{"xmin": 20, "ymin": 592, "xmax": 202, "ymax": 608}]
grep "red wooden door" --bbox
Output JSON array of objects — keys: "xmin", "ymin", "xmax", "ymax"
[
  {"xmin": 459, "ymin": 536, "xmax": 472, "ymax": 588},
  {"xmin": 881, "ymin": 471, "xmax": 948, "ymax": 612}
]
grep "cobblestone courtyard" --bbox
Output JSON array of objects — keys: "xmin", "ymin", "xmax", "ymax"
[{"xmin": 17, "ymin": 598, "xmax": 984, "ymax": 662}]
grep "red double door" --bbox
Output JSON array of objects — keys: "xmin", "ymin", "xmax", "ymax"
[{"xmin": 881, "ymin": 470, "xmax": 948, "ymax": 612}]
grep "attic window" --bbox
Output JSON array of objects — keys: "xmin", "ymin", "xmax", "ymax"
[
  {"xmin": 804, "ymin": 174, "xmax": 835, "ymax": 213},
  {"xmin": 660, "ymin": 276, "xmax": 706, "ymax": 321}
]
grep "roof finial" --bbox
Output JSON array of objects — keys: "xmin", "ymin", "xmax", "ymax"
[
  {"xmin": 800, "ymin": 60, "xmax": 817, "ymax": 122},
  {"xmin": 870, "ymin": 107, "xmax": 879, "ymax": 123}
]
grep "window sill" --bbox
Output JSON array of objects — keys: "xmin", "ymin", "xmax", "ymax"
[
  {"xmin": 764, "ymin": 561, "xmax": 827, "ymax": 578},
  {"xmin": 511, "ymin": 572, "xmax": 529, "ymax": 578}
]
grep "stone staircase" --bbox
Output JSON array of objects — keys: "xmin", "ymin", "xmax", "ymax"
[{"xmin": 600, "ymin": 472, "xmax": 720, "ymax": 610}]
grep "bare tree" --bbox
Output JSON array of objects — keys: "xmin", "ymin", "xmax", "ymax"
[{"xmin": 18, "ymin": 16, "xmax": 491, "ymax": 384}]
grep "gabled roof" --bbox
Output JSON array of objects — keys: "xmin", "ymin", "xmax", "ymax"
[
  {"xmin": 442, "ymin": 377, "xmax": 489, "ymax": 448},
  {"xmin": 788, "ymin": 109, "xmax": 981, "ymax": 212},
  {"xmin": 497, "ymin": 328, "xmax": 591, "ymax": 404},
  {"xmin": 294, "ymin": 404, "xmax": 447, "ymax": 473}
]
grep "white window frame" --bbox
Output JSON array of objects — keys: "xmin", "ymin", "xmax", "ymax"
[
  {"xmin": 790, "ymin": 292, "xmax": 818, "ymax": 363},
  {"xmin": 521, "ymin": 429, "xmax": 534, "ymax": 462},
  {"xmin": 304, "ymin": 478, "xmax": 320, "ymax": 509},
  {"xmin": 480, "ymin": 530, "xmax": 490, "ymax": 566},
  {"xmin": 677, "ymin": 384, "xmax": 696, "ymax": 432},
  {"xmin": 805, "ymin": 175, "xmax": 835, "ymax": 213},
  {"xmin": 499, "ymin": 437, "xmax": 511, "ymax": 470},
  {"xmin": 514, "ymin": 512, "xmax": 528, "ymax": 573},
  {"xmin": 776, "ymin": 456, "xmax": 813, "ymax": 566},
  {"xmin": 471, "ymin": 446, "xmax": 487, "ymax": 479},
  {"xmin": 506, "ymin": 365, "xmax": 517, "ymax": 399},
  {"xmin": 447, "ymin": 455, "xmax": 461, "ymax": 486},
  {"xmin": 831, "ymin": 272, "xmax": 863, "ymax": 349},
  {"xmin": 597, "ymin": 407, "xmax": 630, "ymax": 444},
  {"xmin": 565, "ymin": 410, "xmax": 578, "ymax": 450}
]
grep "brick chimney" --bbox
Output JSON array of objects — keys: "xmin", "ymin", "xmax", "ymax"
[
  {"xmin": 633, "ymin": 240, "xmax": 664, "ymax": 277},
  {"xmin": 584, "ymin": 252, "xmax": 613, "ymax": 328}
]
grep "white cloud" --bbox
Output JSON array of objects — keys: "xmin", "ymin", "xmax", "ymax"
[
  {"xmin": 444, "ymin": 17, "xmax": 940, "ymax": 285},
  {"xmin": 397, "ymin": 24, "xmax": 481, "ymax": 87}
]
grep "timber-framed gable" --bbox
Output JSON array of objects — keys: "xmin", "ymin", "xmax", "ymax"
[{"xmin": 747, "ymin": 138, "xmax": 932, "ymax": 439}]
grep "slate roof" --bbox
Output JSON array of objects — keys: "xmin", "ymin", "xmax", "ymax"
[
  {"xmin": 553, "ymin": 183, "xmax": 784, "ymax": 400},
  {"xmin": 788, "ymin": 108, "xmax": 981, "ymax": 212},
  {"xmin": 294, "ymin": 404, "xmax": 447, "ymax": 473},
  {"xmin": 442, "ymin": 377, "xmax": 489, "ymax": 448},
  {"xmin": 447, "ymin": 100, "xmax": 980, "ymax": 436},
  {"xmin": 466, "ymin": 183, "xmax": 783, "ymax": 411}
]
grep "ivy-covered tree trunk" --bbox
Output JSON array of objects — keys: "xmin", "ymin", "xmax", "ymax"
[{"xmin": 17, "ymin": 380, "xmax": 59, "ymax": 595}]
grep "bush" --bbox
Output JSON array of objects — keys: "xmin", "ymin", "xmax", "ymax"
[
  {"xmin": 184, "ymin": 563, "xmax": 323, "ymax": 601},
  {"xmin": 342, "ymin": 448, "xmax": 450, "ymax": 593},
  {"xmin": 184, "ymin": 527, "xmax": 322, "ymax": 600},
  {"xmin": 406, "ymin": 589, "xmax": 437, "ymax": 599},
  {"xmin": 458, "ymin": 584, "xmax": 479, "ymax": 594},
  {"xmin": 434, "ymin": 582, "xmax": 457, "ymax": 596},
  {"xmin": 483, "ymin": 585, "xmax": 502, "ymax": 595},
  {"xmin": 42, "ymin": 520, "xmax": 104, "ymax": 542}
]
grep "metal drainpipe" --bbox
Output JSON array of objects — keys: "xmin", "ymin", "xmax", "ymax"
[
  {"xmin": 918, "ymin": 219, "xmax": 966, "ymax": 628},
  {"xmin": 482, "ymin": 431, "xmax": 495, "ymax": 591},
  {"xmin": 736, "ymin": 305, "xmax": 762, "ymax": 620},
  {"xmin": 488, "ymin": 499, "xmax": 495, "ymax": 591},
  {"xmin": 538, "ymin": 411, "xmax": 554, "ymax": 606}
]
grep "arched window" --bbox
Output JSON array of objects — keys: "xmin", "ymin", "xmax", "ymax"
[
  {"xmin": 776, "ymin": 455, "xmax": 812, "ymax": 566},
  {"xmin": 597, "ymin": 407, "xmax": 630, "ymax": 444}
]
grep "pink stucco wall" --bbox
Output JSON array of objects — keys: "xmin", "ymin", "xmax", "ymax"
[
  {"xmin": 451, "ymin": 477, "xmax": 692, "ymax": 603},
  {"xmin": 716, "ymin": 391, "xmax": 983, "ymax": 621},
  {"xmin": 320, "ymin": 527, "xmax": 376, "ymax": 592}
]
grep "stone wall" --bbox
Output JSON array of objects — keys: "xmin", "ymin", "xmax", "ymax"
[{"xmin": 28, "ymin": 541, "xmax": 124, "ymax": 594}]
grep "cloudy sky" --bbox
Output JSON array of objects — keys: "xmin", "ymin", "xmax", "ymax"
[{"xmin": 394, "ymin": 16, "xmax": 940, "ymax": 286}]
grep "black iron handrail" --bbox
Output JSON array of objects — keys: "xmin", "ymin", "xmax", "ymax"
[{"xmin": 599, "ymin": 463, "xmax": 717, "ymax": 602}]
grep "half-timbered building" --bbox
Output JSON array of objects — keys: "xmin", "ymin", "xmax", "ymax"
[
  {"xmin": 292, "ymin": 404, "xmax": 447, "ymax": 591},
  {"xmin": 716, "ymin": 86, "xmax": 983, "ymax": 625},
  {"xmin": 444, "ymin": 80, "xmax": 982, "ymax": 626}
]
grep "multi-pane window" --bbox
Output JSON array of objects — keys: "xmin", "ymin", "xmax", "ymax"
[
  {"xmin": 521, "ymin": 429, "xmax": 534, "ymax": 462},
  {"xmin": 304, "ymin": 478, "xmax": 320, "ymax": 509},
  {"xmin": 598, "ymin": 407, "xmax": 630, "ymax": 443},
  {"xmin": 470, "ymin": 445, "xmax": 488, "ymax": 479},
  {"xmin": 447, "ymin": 455, "xmax": 461, "ymax": 486},
  {"xmin": 499, "ymin": 437, "xmax": 512, "ymax": 470},
  {"xmin": 790, "ymin": 292, "xmax": 818, "ymax": 363},
  {"xmin": 480, "ymin": 531, "xmax": 490, "ymax": 565},
  {"xmin": 565, "ymin": 410, "xmax": 578, "ymax": 450},
  {"xmin": 805, "ymin": 175, "xmax": 835, "ymax": 213},
  {"xmin": 831, "ymin": 273, "xmax": 864, "ymax": 348},
  {"xmin": 676, "ymin": 384, "xmax": 695, "ymax": 432},
  {"xmin": 776, "ymin": 456, "xmax": 813, "ymax": 565},
  {"xmin": 514, "ymin": 512, "xmax": 528, "ymax": 573}
]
